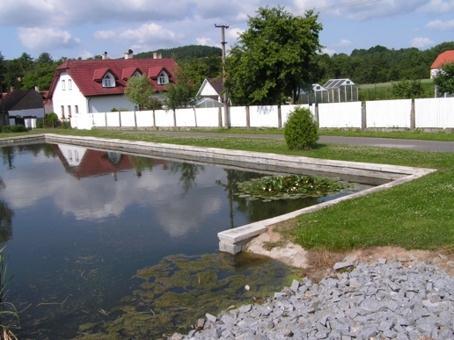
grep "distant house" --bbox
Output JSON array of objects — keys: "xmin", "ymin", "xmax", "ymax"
[
  {"xmin": 0, "ymin": 89, "xmax": 45, "ymax": 127},
  {"xmin": 430, "ymin": 50, "xmax": 454, "ymax": 79},
  {"xmin": 195, "ymin": 78, "xmax": 225, "ymax": 108},
  {"xmin": 48, "ymin": 51, "xmax": 178, "ymax": 119}
]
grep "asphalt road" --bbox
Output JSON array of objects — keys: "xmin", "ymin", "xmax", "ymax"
[{"xmin": 145, "ymin": 130, "xmax": 454, "ymax": 153}]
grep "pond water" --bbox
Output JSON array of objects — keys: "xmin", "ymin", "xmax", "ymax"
[{"xmin": 0, "ymin": 143, "xmax": 365, "ymax": 339}]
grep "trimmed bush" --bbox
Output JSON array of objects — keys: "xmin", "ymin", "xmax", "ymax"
[
  {"xmin": 0, "ymin": 125, "xmax": 28, "ymax": 133},
  {"xmin": 284, "ymin": 107, "xmax": 318, "ymax": 150}
]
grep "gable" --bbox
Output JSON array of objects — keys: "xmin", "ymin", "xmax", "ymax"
[{"xmin": 197, "ymin": 78, "xmax": 222, "ymax": 97}]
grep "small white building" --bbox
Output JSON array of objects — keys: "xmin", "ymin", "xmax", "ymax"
[
  {"xmin": 0, "ymin": 89, "xmax": 44, "ymax": 128},
  {"xmin": 430, "ymin": 50, "xmax": 454, "ymax": 80},
  {"xmin": 195, "ymin": 78, "xmax": 225, "ymax": 107},
  {"xmin": 48, "ymin": 52, "xmax": 178, "ymax": 119}
]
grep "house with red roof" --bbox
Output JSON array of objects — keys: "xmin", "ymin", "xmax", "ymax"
[
  {"xmin": 430, "ymin": 50, "xmax": 454, "ymax": 79},
  {"xmin": 48, "ymin": 51, "xmax": 178, "ymax": 119}
]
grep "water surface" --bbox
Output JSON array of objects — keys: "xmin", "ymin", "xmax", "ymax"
[{"xmin": 0, "ymin": 143, "xmax": 360, "ymax": 338}]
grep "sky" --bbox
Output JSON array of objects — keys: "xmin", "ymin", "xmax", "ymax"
[{"xmin": 0, "ymin": 0, "xmax": 453, "ymax": 60}]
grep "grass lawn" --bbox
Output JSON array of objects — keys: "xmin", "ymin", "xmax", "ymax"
[{"xmin": 1, "ymin": 128, "xmax": 453, "ymax": 251}]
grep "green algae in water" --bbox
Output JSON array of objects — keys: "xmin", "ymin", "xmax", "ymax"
[
  {"xmin": 77, "ymin": 253, "xmax": 297, "ymax": 339},
  {"xmin": 236, "ymin": 175, "xmax": 346, "ymax": 201}
]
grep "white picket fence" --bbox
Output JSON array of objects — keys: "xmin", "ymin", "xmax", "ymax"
[{"xmin": 70, "ymin": 98, "xmax": 454, "ymax": 130}]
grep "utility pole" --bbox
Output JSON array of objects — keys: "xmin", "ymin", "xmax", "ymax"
[{"xmin": 215, "ymin": 24, "xmax": 230, "ymax": 128}]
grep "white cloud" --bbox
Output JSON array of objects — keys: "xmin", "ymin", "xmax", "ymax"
[
  {"xmin": 196, "ymin": 37, "xmax": 215, "ymax": 46},
  {"xmin": 94, "ymin": 22, "xmax": 179, "ymax": 52},
  {"xmin": 226, "ymin": 27, "xmax": 244, "ymax": 42},
  {"xmin": 294, "ymin": 0, "xmax": 427, "ymax": 20},
  {"xmin": 337, "ymin": 39, "xmax": 352, "ymax": 47},
  {"xmin": 422, "ymin": 0, "xmax": 454, "ymax": 12},
  {"xmin": 321, "ymin": 47, "xmax": 336, "ymax": 55},
  {"xmin": 427, "ymin": 19, "xmax": 454, "ymax": 30},
  {"xmin": 411, "ymin": 36, "xmax": 434, "ymax": 48},
  {"xmin": 0, "ymin": 0, "xmax": 194, "ymax": 27},
  {"xmin": 18, "ymin": 27, "xmax": 79, "ymax": 51}
]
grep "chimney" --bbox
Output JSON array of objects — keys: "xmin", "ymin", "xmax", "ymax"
[
  {"xmin": 152, "ymin": 52, "xmax": 158, "ymax": 59},
  {"xmin": 157, "ymin": 52, "xmax": 162, "ymax": 59},
  {"xmin": 102, "ymin": 51, "xmax": 109, "ymax": 60},
  {"xmin": 124, "ymin": 49, "xmax": 134, "ymax": 60}
]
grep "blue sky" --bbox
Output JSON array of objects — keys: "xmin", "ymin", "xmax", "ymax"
[{"xmin": 0, "ymin": 0, "xmax": 453, "ymax": 60}]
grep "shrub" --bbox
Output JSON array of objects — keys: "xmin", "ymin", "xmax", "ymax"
[
  {"xmin": 284, "ymin": 107, "xmax": 318, "ymax": 150},
  {"xmin": 0, "ymin": 125, "xmax": 28, "ymax": 133},
  {"xmin": 44, "ymin": 113, "xmax": 59, "ymax": 128}
]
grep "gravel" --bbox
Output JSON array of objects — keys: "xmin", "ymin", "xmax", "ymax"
[{"xmin": 178, "ymin": 261, "xmax": 454, "ymax": 340}]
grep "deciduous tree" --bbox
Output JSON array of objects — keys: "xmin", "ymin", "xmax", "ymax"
[
  {"xmin": 434, "ymin": 63, "xmax": 454, "ymax": 95},
  {"xmin": 125, "ymin": 75, "xmax": 161, "ymax": 110},
  {"xmin": 226, "ymin": 7, "xmax": 322, "ymax": 105}
]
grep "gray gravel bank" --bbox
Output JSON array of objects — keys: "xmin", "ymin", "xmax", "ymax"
[{"xmin": 177, "ymin": 261, "xmax": 454, "ymax": 340}]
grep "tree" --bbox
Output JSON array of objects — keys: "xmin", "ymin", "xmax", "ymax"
[
  {"xmin": 22, "ymin": 53, "xmax": 58, "ymax": 90},
  {"xmin": 434, "ymin": 63, "xmax": 454, "ymax": 95},
  {"xmin": 226, "ymin": 7, "xmax": 322, "ymax": 105},
  {"xmin": 0, "ymin": 53, "xmax": 6, "ymax": 92},
  {"xmin": 125, "ymin": 75, "xmax": 161, "ymax": 110},
  {"xmin": 165, "ymin": 83, "xmax": 193, "ymax": 110},
  {"xmin": 392, "ymin": 80, "xmax": 424, "ymax": 99}
]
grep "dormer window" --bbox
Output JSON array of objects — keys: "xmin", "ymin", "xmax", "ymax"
[
  {"xmin": 157, "ymin": 71, "xmax": 169, "ymax": 85},
  {"xmin": 102, "ymin": 72, "xmax": 116, "ymax": 88}
]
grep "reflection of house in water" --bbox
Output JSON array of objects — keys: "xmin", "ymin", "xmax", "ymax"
[
  {"xmin": 55, "ymin": 144, "xmax": 133, "ymax": 180},
  {"xmin": 54, "ymin": 144, "xmax": 168, "ymax": 179}
]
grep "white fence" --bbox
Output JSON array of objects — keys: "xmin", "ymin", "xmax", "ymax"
[{"xmin": 70, "ymin": 98, "xmax": 454, "ymax": 130}]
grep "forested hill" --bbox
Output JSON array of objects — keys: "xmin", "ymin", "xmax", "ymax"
[
  {"xmin": 319, "ymin": 42, "xmax": 454, "ymax": 84},
  {"xmin": 136, "ymin": 45, "xmax": 221, "ymax": 62}
]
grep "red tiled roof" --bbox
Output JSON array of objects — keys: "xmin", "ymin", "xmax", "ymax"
[
  {"xmin": 49, "ymin": 58, "xmax": 178, "ymax": 98},
  {"xmin": 431, "ymin": 50, "xmax": 454, "ymax": 69}
]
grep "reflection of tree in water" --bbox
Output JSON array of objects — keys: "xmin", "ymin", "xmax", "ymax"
[
  {"xmin": 0, "ymin": 201, "xmax": 13, "ymax": 245},
  {"xmin": 1, "ymin": 147, "xmax": 14, "ymax": 170},
  {"xmin": 0, "ymin": 177, "xmax": 13, "ymax": 245},
  {"xmin": 170, "ymin": 162, "xmax": 204, "ymax": 194},
  {"xmin": 130, "ymin": 156, "xmax": 156, "ymax": 177},
  {"xmin": 216, "ymin": 170, "xmax": 259, "ymax": 228}
]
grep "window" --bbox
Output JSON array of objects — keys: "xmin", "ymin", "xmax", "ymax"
[
  {"xmin": 75, "ymin": 105, "xmax": 79, "ymax": 114},
  {"xmin": 102, "ymin": 73, "xmax": 116, "ymax": 88},
  {"xmin": 61, "ymin": 105, "xmax": 65, "ymax": 119},
  {"xmin": 68, "ymin": 79, "xmax": 72, "ymax": 90},
  {"xmin": 68, "ymin": 105, "xmax": 72, "ymax": 118},
  {"xmin": 133, "ymin": 71, "xmax": 142, "ymax": 77},
  {"xmin": 157, "ymin": 71, "xmax": 169, "ymax": 85},
  {"xmin": 62, "ymin": 80, "xmax": 66, "ymax": 91}
]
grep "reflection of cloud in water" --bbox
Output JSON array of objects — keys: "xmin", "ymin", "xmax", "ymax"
[{"xmin": 0, "ymin": 152, "xmax": 225, "ymax": 238}]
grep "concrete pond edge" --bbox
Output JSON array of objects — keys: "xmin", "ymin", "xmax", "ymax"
[{"xmin": 0, "ymin": 133, "xmax": 436, "ymax": 255}]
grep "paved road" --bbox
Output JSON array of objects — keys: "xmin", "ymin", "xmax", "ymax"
[{"xmin": 146, "ymin": 130, "xmax": 454, "ymax": 153}]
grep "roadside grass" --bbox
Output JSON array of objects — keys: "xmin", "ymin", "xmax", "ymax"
[
  {"xmin": 1, "ymin": 128, "xmax": 453, "ymax": 251},
  {"xmin": 320, "ymin": 129, "xmax": 454, "ymax": 142}
]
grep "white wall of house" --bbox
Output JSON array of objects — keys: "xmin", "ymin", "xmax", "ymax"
[
  {"xmin": 430, "ymin": 68, "xmax": 440, "ymax": 79},
  {"xmin": 88, "ymin": 95, "xmax": 136, "ymax": 113},
  {"xmin": 52, "ymin": 72, "xmax": 88, "ymax": 119},
  {"xmin": 57, "ymin": 144, "xmax": 87, "ymax": 167}
]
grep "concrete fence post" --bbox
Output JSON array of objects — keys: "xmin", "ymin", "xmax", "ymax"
[
  {"xmin": 119, "ymin": 111, "xmax": 122, "ymax": 128},
  {"xmin": 193, "ymin": 107, "xmax": 198, "ymax": 127},
  {"xmin": 246, "ymin": 106, "xmax": 250, "ymax": 128},
  {"xmin": 173, "ymin": 109, "xmax": 177, "ymax": 128},
  {"xmin": 152, "ymin": 110, "xmax": 156, "ymax": 128},
  {"xmin": 134, "ymin": 110, "xmax": 137, "ymax": 129},
  {"xmin": 361, "ymin": 101, "xmax": 367, "ymax": 130},
  {"xmin": 218, "ymin": 107, "xmax": 223, "ymax": 128},
  {"xmin": 410, "ymin": 98, "xmax": 416, "ymax": 130},
  {"xmin": 104, "ymin": 112, "xmax": 108, "ymax": 128},
  {"xmin": 314, "ymin": 104, "xmax": 320, "ymax": 128},
  {"xmin": 277, "ymin": 104, "xmax": 282, "ymax": 128}
]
